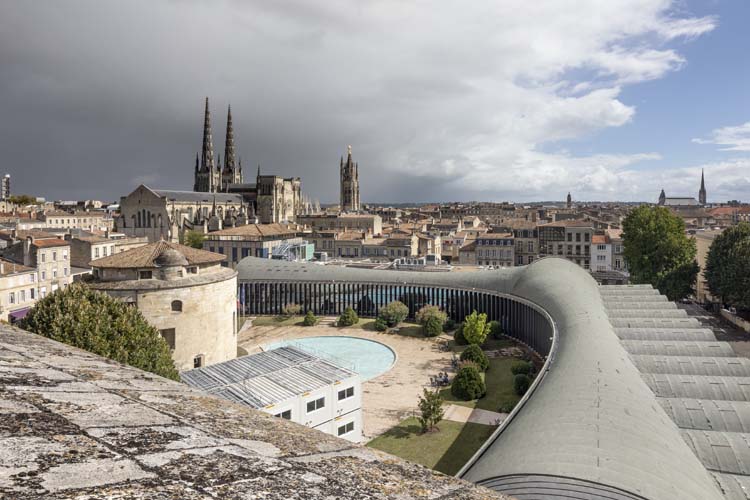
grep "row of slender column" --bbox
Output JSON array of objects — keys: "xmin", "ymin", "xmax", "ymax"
[{"xmin": 237, "ymin": 281, "xmax": 554, "ymax": 356}]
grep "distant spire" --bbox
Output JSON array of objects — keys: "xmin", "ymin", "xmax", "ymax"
[
  {"xmin": 699, "ymin": 169, "xmax": 707, "ymax": 205},
  {"xmin": 200, "ymin": 97, "xmax": 215, "ymax": 173},
  {"xmin": 223, "ymin": 105, "xmax": 236, "ymax": 174},
  {"xmin": 257, "ymin": 164, "xmax": 261, "ymax": 179}
]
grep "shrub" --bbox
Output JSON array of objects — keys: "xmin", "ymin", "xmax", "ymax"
[
  {"xmin": 460, "ymin": 344, "xmax": 489, "ymax": 371},
  {"xmin": 498, "ymin": 401, "xmax": 516, "ymax": 413},
  {"xmin": 444, "ymin": 318, "xmax": 457, "ymax": 331},
  {"xmin": 453, "ymin": 323, "xmax": 468, "ymax": 345},
  {"xmin": 416, "ymin": 305, "xmax": 447, "ymax": 326},
  {"xmin": 19, "ymin": 283, "xmax": 178, "ymax": 380},
  {"xmin": 374, "ymin": 317, "xmax": 389, "ymax": 331},
  {"xmin": 462, "ymin": 311, "xmax": 490, "ymax": 345},
  {"xmin": 417, "ymin": 389, "xmax": 444, "ymax": 433},
  {"xmin": 184, "ymin": 230, "xmax": 206, "ymax": 250},
  {"xmin": 423, "ymin": 315, "xmax": 443, "ymax": 337},
  {"xmin": 510, "ymin": 360, "xmax": 532, "ymax": 376},
  {"xmin": 513, "ymin": 374, "xmax": 531, "ymax": 396},
  {"xmin": 451, "ymin": 364, "xmax": 486, "ymax": 401},
  {"xmin": 378, "ymin": 301, "xmax": 409, "ymax": 327},
  {"xmin": 489, "ymin": 320, "xmax": 503, "ymax": 339},
  {"xmin": 302, "ymin": 310, "xmax": 319, "ymax": 326},
  {"xmin": 338, "ymin": 307, "xmax": 359, "ymax": 327},
  {"xmin": 282, "ymin": 303, "xmax": 301, "ymax": 317}
]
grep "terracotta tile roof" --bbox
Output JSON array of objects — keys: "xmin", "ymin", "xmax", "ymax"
[
  {"xmin": 91, "ymin": 241, "xmax": 225, "ymax": 269},
  {"xmin": 539, "ymin": 219, "xmax": 594, "ymax": 228},
  {"xmin": 208, "ymin": 223, "xmax": 297, "ymax": 239},
  {"xmin": 591, "ymin": 235, "xmax": 607, "ymax": 244},
  {"xmin": 478, "ymin": 233, "xmax": 513, "ymax": 239},
  {"xmin": 0, "ymin": 258, "xmax": 34, "ymax": 276},
  {"xmin": 32, "ymin": 238, "xmax": 69, "ymax": 248}
]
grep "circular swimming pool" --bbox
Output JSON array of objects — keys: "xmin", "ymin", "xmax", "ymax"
[{"xmin": 266, "ymin": 336, "xmax": 396, "ymax": 381}]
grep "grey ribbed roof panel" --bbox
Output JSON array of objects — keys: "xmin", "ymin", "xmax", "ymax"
[
  {"xmin": 614, "ymin": 328, "xmax": 716, "ymax": 341},
  {"xmin": 713, "ymin": 473, "xmax": 750, "ymax": 500},
  {"xmin": 621, "ymin": 340, "xmax": 736, "ymax": 357},
  {"xmin": 605, "ymin": 301, "xmax": 677, "ymax": 310},
  {"xmin": 237, "ymin": 257, "xmax": 723, "ymax": 500},
  {"xmin": 607, "ymin": 308, "xmax": 688, "ymax": 319},
  {"xmin": 602, "ymin": 295, "xmax": 668, "ymax": 303},
  {"xmin": 475, "ymin": 475, "xmax": 648, "ymax": 500},
  {"xmin": 608, "ymin": 317, "xmax": 703, "ymax": 329},
  {"xmin": 642, "ymin": 373, "xmax": 750, "ymax": 401},
  {"xmin": 659, "ymin": 398, "xmax": 750, "ymax": 433},
  {"xmin": 633, "ymin": 356, "xmax": 750, "ymax": 377},
  {"xmin": 599, "ymin": 285, "xmax": 660, "ymax": 296},
  {"xmin": 681, "ymin": 429, "xmax": 750, "ymax": 476}
]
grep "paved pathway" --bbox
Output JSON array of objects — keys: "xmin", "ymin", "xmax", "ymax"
[{"xmin": 443, "ymin": 404, "xmax": 506, "ymax": 426}]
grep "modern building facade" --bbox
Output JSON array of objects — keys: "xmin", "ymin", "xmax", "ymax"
[
  {"xmin": 204, "ymin": 223, "xmax": 306, "ymax": 268},
  {"xmin": 89, "ymin": 241, "xmax": 237, "ymax": 371},
  {"xmin": 182, "ymin": 346, "xmax": 363, "ymax": 443},
  {"xmin": 234, "ymin": 256, "xmax": 736, "ymax": 500}
]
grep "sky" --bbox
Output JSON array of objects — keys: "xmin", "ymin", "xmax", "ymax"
[{"xmin": 1, "ymin": 0, "xmax": 748, "ymax": 204}]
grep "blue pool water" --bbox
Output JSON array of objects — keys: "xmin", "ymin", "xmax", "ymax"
[{"xmin": 266, "ymin": 336, "xmax": 396, "ymax": 381}]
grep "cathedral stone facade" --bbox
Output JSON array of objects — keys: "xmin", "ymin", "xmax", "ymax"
[
  {"xmin": 340, "ymin": 146, "xmax": 360, "ymax": 213},
  {"xmin": 117, "ymin": 98, "xmax": 312, "ymax": 242}
]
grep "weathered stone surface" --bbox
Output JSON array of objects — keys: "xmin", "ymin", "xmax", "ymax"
[{"xmin": 0, "ymin": 325, "xmax": 505, "ymax": 499}]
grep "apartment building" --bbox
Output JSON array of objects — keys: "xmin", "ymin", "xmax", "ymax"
[
  {"xmin": 0, "ymin": 231, "xmax": 73, "ymax": 299},
  {"xmin": 205, "ymin": 223, "xmax": 305, "ymax": 268},
  {"xmin": 0, "ymin": 258, "xmax": 37, "ymax": 322},
  {"xmin": 538, "ymin": 220, "xmax": 594, "ymax": 269}
]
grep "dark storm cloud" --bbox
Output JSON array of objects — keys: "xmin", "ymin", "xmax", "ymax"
[{"xmin": 0, "ymin": 1, "xmax": 721, "ymax": 203}]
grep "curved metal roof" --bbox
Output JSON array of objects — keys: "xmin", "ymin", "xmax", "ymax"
[
  {"xmin": 641, "ymin": 373, "xmax": 750, "ymax": 401},
  {"xmin": 614, "ymin": 327, "xmax": 716, "ymax": 341},
  {"xmin": 659, "ymin": 398, "xmax": 750, "ymax": 433},
  {"xmin": 237, "ymin": 257, "xmax": 724, "ymax": 500},
  {"xmin": 621, "ymin": 340, "xmax": 735, "ymax": 357},
  {"xmin": 633, "ymin": 356, "xmax": 750, "ymax": 377}
]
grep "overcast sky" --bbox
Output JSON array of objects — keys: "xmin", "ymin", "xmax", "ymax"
[{"xmin": 1, "ymin": 1, "xmax": 748, "ymax": 204}]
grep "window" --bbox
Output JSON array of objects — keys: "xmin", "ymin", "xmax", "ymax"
[
  {"xmin": 232, "ymin": 247, "xmax": 238, "ymax": 262},
  {"xmin": 187, "ymin": 267, "xmax": 197, "ymax": 274},
  {"xmin": 567, "ymin": 233, "xmax": 572, "ymax": 242},
  {"xmin": 337, "ymin": 421, "xmax": 355, "ymax": 436},
  {"xmin": 53, "ymin": 251, "xmax": 57, "ymax": 261},
  {"xmin": 575, "ymin": 233, "xmax": 581, "ymax": 242},
  {"xmin": 584, "ymin": 233, "xmax": 590, "ymax": 242},
  {"xmin": 41, "ymin": 252, "xmax": 46, "ymax": 263},
  {"xmin": 29, "ymin": 274, "xmax": 35, "ymax": 283},
  {"xmin": 306, "ymin": 397, "xmax": 325, "ymax": 413},
  {"xmin": 63, "ymin": 268, "xmax": 68, "ymax": 277},
  {"xmin": 597, "ymin": 255, "xmax": 606, "ymax": 261},
  {"xmin": 8, "ymin": 292, "xmax": 15, "ymax": 304},
  {"xmin": 528, "ymin": 241, "xmax": 534, "ymax": 252},
  {"xmin": 171, "ymin": 300, "xmax": 183, "ymax": 312},
  {"xmin": 218, "ymin": 246, "xmax": 224, "ymax": 255},
  {"xmin": 95, "ymin": 248, "xmax": 100, "ymax": 258},
  {"xmin": 193, "ymin": 354, "xmax": 204, "ymax": 368},
  {"xmin": 160, "ymin": 328, "xmax": 175, "ymax": 350},
  {"xmin": 274, "ymin": 409, "xmax": 292, "ymax": 420},
  {"xmin": 103, "ymin": 246, "xmax": 108, "ymax": 257},
  {"xmin": 41, "ymin": 271, "xmax": 46, "ymax": 280},
  {"xmin": 615, "ymin": 259, "xmax": 621, "ymax": 269},
  {"xmin": 597, "ymin": 244, "xmax": 606, "ymax": 251},
  {"xmin": 338, "ymin": 387, "xmax": 354, "ymax": 401},
  {"xmin": 52, "ymin": 269, "xmax": 57, "ymax": 279},
  {"xmin": 139, "ymin": 270, "xmax": 153, "ymax": 279},
  {"xmin": 63, "ymin": 250, "xmax": 68, "ymax": 260}
]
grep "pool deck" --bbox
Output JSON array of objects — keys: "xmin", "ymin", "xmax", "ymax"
[{"xmin": 238, "ymin": 317, "xmax": 454, "ymax": 439}]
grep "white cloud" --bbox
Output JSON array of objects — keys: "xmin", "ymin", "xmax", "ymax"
[{"xmin": 693, "ymin": 122, "xmax": 750, "ymax": 151}]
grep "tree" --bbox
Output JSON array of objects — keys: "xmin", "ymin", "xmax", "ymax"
[
  {"xmin": 513, "ymin": 374, "xmax": 531, "ymax": 396},
  {"xmin": 8, "ymin": 194, "xmax": 38, "ymax": 205},
  {"xmin": 302, "ymin": 310, "xmax": 319, "ymax": 326},
  {"xmin": 462, "ymin": 310, "xmax": 490, "ymax": 345},
  {"xmin": 451, "ymin": 363, "xmax": 486, "ymax": 400},
  {"xmin": 705, "ymin": 223, "xmax": 750, "ymax": 309},
  {"xmin": 489, "ymin": 320, "xmax": 503, "ymax": 339},
  {"xmin": 282, "ymin": 303, "xmax": 301, "ymax": 317},
  {"xmin": 511, "ymin": 360, "xmax": 532, "ymax": 376},
  {"xmin": 417, "ymin": 389, "xmax": 444, "ymax": 433},
  {"xmin": 19, "ymin": 283, "xmax": 178, "ymax": 380},
  {"xmin": 459, "ymin": 344, "xmax": 489, "ymax": 371},
  {"xmin": 378, "ymin": 301, "xmax": 409, "ymax": 327},
  {"xmin": 338, "ymin": 307, "xmax": 359, "ymax": 327},
  {"xmin": 416, "ymin": 305, "xmax": 447, "ymax": 337},
  {"xmin": 453, "ymin": 323, "xmax": 467, "ymax": 345},
  {"xmin": 622, "ymin": 206, "xmax": 699, "ymax": 300},
  {"xmin": 184, "ymin": 230, "xmax": 206, "ymax": 250}
]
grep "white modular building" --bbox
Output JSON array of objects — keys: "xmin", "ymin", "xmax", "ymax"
[{"xmin": 181, "ymin": 346, "xmax": 363, "ymax": 443}]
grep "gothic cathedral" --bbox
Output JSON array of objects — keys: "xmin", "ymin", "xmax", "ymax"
[{"xmin": 340, "ymin": 145, "xmax": 360, "ymax": 212}]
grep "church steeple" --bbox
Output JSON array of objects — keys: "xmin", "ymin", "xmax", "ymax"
[
  {"xmin": 699, "ymin": 169, "xmax": 707, "ymax": 205},
  {"xmin": 200, "ymin": 97, "xmax": 215, "ymax": 173},
  {"xmin": 223, "ymin": 105, "xmax": 235, "ymax": 174}
]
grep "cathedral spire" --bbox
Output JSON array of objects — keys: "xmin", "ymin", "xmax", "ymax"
[
  {"xmin": 223, "ymin": 105, "xmax": 236, "ymax": 174},
  {"xmin": 699, "ymin": 169, "xmax": 707, "ymax": 205},
  {"xmin": 200, "ymin": 97, "xmax": 215, "ymax": 173}
]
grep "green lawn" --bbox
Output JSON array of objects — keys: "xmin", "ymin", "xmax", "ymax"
[
  {"xmin": 439, "ymin": 357, "xmax": 521, "ymax": 412},
  {"xmin": 367, "ymin": 417, "xmax": 495, "ymax": 475}
]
